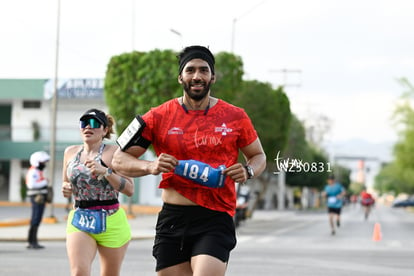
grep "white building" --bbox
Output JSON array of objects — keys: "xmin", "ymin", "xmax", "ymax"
[{"xmin": 0, "ymin": 78, "xmax": 162, "ymax": 206}]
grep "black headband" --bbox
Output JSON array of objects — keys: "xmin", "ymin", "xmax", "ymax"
[{"xmin": 178, "ymin": 46, "xmax": 215, "ymax": 75}]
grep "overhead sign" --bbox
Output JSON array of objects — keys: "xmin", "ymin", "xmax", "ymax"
[{"xmin": 44, "ymin": 79, "xmax": 104, "ymax": 99}]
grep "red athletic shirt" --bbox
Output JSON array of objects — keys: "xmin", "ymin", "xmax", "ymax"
[
  {"xmin": 360, "ymin": 191, "xmax": 375, "ymax": 206},
  {"xmin": 141, "ymin": 98, "xmax": 258, "ymax": 216},
  {"xmin": 360, "ymin": 191, "xmax": 373, "ymax": 200}
]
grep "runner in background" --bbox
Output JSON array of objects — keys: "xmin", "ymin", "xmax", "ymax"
[
  {"xmin": 322, "ymin": 175, "xmax": 346, "ymax": 235},
  {"xmin": 360, "ymin": 187, "xmax": 375, "ymax": 220}
]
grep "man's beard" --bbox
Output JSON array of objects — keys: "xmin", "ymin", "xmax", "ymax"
[{"xmin": 182, "ymin": 80, "xmax": 211, "ymax": 101}]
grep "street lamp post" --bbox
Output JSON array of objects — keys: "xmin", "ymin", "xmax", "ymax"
[
  {"xmin": 170, "ymin": 28, "xmax": 183, "ymax": 49},
  {"xmin": 47, "ymin": 0, "xmax": 61, "ymax": 222},
  {"xmin": 231, "ymin": 18, "xmax": 237, "ymax": 53},
  {"xmin": 231, "ymin": 0, "xmax": 267, "ymax": 53},
  {"xmin": 131, "ymin": 0, "xmax": 136, "ymax": 51}
]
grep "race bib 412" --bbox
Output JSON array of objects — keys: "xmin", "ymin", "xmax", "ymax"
[{"xmin": 71, "ymin": 208, "xmax": 107, "ymax": 234}]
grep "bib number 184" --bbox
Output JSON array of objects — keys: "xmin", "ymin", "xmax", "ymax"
[
  {"xmin": 174, "ymin": 160, "xmax": 226, "ymax": 188},
  {"xmin": 182, "ymin": 162, "xmax": 209, "ymax": 183}
]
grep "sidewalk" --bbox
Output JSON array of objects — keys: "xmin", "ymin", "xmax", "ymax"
[
  {"xmin": 0, "ymin": 201, "xmax": 294, "ymax": 242},
  {"xmin": 0, "ymin": 201, "xmax": 160, "ymax": 242}
]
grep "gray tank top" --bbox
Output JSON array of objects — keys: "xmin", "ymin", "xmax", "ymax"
[{"xmin": 66, "ymin": 144, "xmax": 118, "ymax": 201}]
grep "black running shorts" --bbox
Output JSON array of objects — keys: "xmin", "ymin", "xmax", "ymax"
[
  {"xmin": 327, "ymin": 207, "xmax": 342, "ymax": 215},
  {"xmin": 152, "ymin": 203, "xmax": 237, "ymax": 272}
]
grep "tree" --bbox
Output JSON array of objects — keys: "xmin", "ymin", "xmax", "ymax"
[
  {"xmin": 374, "ymin": 162, "xmax": 406, "ymax": 194},
  {"xmin": 213, "ymin": 52, "xmax": 244, "ymax": 101},
  {"xmin": 306, "ymin": 146, "xmax": 332, "ymax": 190},
  {"xmin": 304, "ymin": 113, "xmax": 333, "ymax": 150},
  {"xmin": 105, "ymin": 49, "xmax": 291, "ymax": 166},
  {"xmin": 283, "ymin": 115, "xmax": 312, "ymax": 186},
  {"xmin": 375, "ymin": 78, "xmax": 414, "ymax": 194},
  {"xmin": 283, "ymin": 115, "xmax": 330, "ymax": 189},
  {"xmin": 280, "ymin": 112, "xmax": 341, "ymax": 210},
  {"xmin": 284, "ymin": 115, "xmax": 312, "ymax": 162},
  {"xmin": 231, "ymin": 82, "xmax": 291, "ymax": 212},
  {"xmin": 234, "ymin": 82, "xmax": 291, "ymax": 166},
  {"xmin": 104, "ymin": 49, "xmax": 180, "ymax": 134},
  {"xmin": 333, "ymin": 165, "xmax": 351, "ymax": 190},
  {"xmin": 104, "ymin": 49, "xmax": 294, "ymax": 210}
]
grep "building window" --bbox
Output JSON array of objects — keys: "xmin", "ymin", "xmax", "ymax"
[
  {"xmin": 21, "ymin": 160, "xmax": 30, "ymax": 169},
  {"xmin": 23, "ymin": 101, "xmax": 41, "ymax": 109}
]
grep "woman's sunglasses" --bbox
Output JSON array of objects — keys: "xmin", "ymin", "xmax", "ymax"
[{"xmin": 80, "ymin": 118, "xmax": 102, "ymax": 129}]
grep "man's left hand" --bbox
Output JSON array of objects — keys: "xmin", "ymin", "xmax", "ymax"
[{"xmin": 223, "ymin": 163, "xmax": 248, "ymax": 183}]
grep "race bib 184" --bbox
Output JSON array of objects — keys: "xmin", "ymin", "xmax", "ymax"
[{"xmin": 174, "ymin": 160, "xmax": 226, "ymax": 188}]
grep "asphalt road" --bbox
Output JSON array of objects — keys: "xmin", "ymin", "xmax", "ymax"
[{"xmin": 1, "ymin": 204, "xmax": 413, "ymax": 276}]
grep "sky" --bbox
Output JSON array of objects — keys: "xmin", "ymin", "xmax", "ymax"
[{"xmin": 1, "ymin": 0, "xmax": 414, "ymax": 150}]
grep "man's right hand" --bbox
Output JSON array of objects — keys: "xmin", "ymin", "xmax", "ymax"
[{"xmin": 149, "ymin": 153, "xmax": 179, "ymax": 175}]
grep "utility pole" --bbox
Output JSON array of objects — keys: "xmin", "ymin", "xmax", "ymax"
[
  {"xmin": 47, "ymin": 0, "xmax": 61, "ymax": 222},
  {"xmin": 269, "ymin": 68, "xmax": 302, "ymax": 88},
  {"xmin": 270, "ymin": 68, "xmax": 302, "ymax": 210}
]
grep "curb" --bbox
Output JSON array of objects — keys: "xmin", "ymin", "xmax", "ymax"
[
  {"xmin": 0, "ymin": 235, "xmax": 156, "ymax": 243},
  {"xmin": 0, "ymin": 218, "xmax": 30, "ymax": 227},
  {"xmin": 0, "ymin": 201, "xmax": 161, "ymax": 228}
]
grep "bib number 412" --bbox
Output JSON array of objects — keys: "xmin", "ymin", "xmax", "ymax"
[
  {"xmin": 71, "ymin": 209, "xmax": 107, "ymax": 234},
  {"xmin": 78, "ymin": 213, "xmax": 96, "ymax": 229}
]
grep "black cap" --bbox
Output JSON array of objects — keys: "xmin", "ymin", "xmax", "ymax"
[
  {"xmin": 178, "ymin": 45, "xmax": 215, "ymax": 74},
  {"xmin": 79, "ymin": 108, "xmax": 108, "ymax": 127}
]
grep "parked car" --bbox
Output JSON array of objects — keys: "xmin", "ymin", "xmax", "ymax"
[{"xmin": 392, "ymin": 196, "xmax": 414, "ymax": 207}]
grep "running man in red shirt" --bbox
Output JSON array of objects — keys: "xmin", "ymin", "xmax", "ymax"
[
  {"xmin": 112, "ymin": 45, "xmax": 266, "ymax": 275},
  {"xmin": 360, "ymin": 187, "xmax": 375, "ymax": 220}
]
